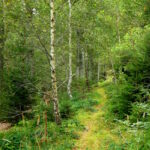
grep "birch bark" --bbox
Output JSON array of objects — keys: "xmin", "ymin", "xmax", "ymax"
[
  {"xmin": 67, "ymin": 0, "xmax": 73, "ymax": 99},
  {"xmin": 50, "ymin": 0, "xmax": 61, "ymax": 125}
]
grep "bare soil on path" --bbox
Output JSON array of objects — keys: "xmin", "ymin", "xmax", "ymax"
[{"xmin": 0, "ymin": 123, "xmax": 11, "ymax": 131}]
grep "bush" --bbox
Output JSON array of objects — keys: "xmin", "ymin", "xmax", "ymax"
[
  {"xmin": 105, "ymin": 80, "xmax": 134, "ymax": 120},
  {"xmin": 60, "ymin": 99, "xmax": 74, "ymax": 119},
  {"xmin": 0, "ymin": 69, "xmax": 36, "ymax": 123},
  {"xmin": 106, "ymin": 27, "xmax": 150, "ymax": 122}
]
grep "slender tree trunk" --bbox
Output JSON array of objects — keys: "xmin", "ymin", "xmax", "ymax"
[
  {"xmin": 76, "ymin": 30, "xmax": 80, "ymax": 78},
  {"xmin": 109, "ymin": 51, "xmax": 117, "ymax": 83},
  {"xmin": 88, "ymin": 57, "xmax": 92, "ymax": 80},
  {"xmin": 103, "ymin": 58, "xmax": 106, "ymax": 80},
  {"xmin": 76, "ymin": 29, "xmax": 84, "ymax": 79},
  {"xmin": 81, "ymin": 49, "xmax": 85, "ymax": 78},
  {"xmin": 67, "ymin": 0, "xmax": 72, "ymax": 99},
  {"xmin": 0, "ymin": 0, "xmax": 5, "ymax": 92},
  {"xmin": 78, "ymin": 49, "xmax": 82, "ymax": 78},
  {"xmin": 111, "ymin": 59, "xmax": 117, "ymax": 83},
  {"xmin": 49, "ymin": 0, "xmax": 61, "ymax": 125},
  {"xmin": 97, "ymin": 60, "xmax": 100, "ymax": 82},
  {"xmin": 116, "ymin": 7, "xmax": 121, "ymax": 44},
  {"xmin": 76, "ymin": 47, "xmax": 80, "ymax": 78},
  {"xmin": 85, "ymin": 52, "xmax": 90, "ymax": 91}
]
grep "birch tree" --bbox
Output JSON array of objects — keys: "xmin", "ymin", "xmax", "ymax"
[
  {"xmin": 67, "ymin": 0, "xmax": 73, "ymax": 99},
  {"xmin": 49, "ymin": 0, "xmax": 61, "ymax": 125}
]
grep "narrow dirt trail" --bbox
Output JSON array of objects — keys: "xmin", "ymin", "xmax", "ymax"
[{"xmin": 74, "ymin": 87, "xmax": 120, "ymax": 150}]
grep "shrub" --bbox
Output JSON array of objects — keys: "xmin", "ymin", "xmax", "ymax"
[
  {"xmin": 105, "ymin": 80, "xmax": 134, "ymax": 120},
  {"xmin": 60, "ymin": 99, "xmax": 74, "ymax": 119}
]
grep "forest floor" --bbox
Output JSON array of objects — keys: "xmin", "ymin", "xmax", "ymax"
[
  {"xmin": 0, "ymin": 85, "xmax": 132, "ymax": 150},
  {"xmin": 0, "ymin": 123, "xmax": 11, "ymax": 131},
  {"xmin": 74, "ymin": 86, "xmax": 128, "ymax": 150}
]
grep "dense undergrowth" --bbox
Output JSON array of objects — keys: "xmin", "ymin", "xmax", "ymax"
[
  {"xmin": 0, "ymin": 88, "xmax": 99, "ymax": 150},
  {"xmin": 103, "ymin": 25, "xmax": 150, "ymax": 150}
]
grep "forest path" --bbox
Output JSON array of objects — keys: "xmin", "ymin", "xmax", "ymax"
[{"xmin": 74, "ymin": 87, "xmax": 121, "ymax": 150}]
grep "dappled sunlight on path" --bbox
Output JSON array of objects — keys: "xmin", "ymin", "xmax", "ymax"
[{"xmin": 74, "ymin": 87, "xmax": 120, "ymax": 150}]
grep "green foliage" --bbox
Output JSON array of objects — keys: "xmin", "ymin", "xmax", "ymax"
[
  {"xmin": 105, "ymin": 22, "xmax": 150, "ymax": 150},
  {"xmin": 0, "ymin": 0, "xmax": 150, "ymax": 149},
  {"xmin": 0, "ymin": 121, "xmax": 36, "ymax": 150},
  {"xmin": 0, "ymin": 69, "xmax": 36, "ymax": 122},
  {"xmin": 60, "ymin": 99, "xmax": 74, "ymax": 119},
  {"xmin": 107, "ymin": 127, "xmax": 150, "ymax": 150},
  {"xmin": 105, "ymin": 80, "xmax": 134, "ymax": 120},
  {"xmin": 0, "ymin": 117, "xmax": 84, "ymax": 150},
  {"xmin": 106, "ymin": 26, "xmax": 150, "ymax": 121},
  {"xmin": 130, "ymin": 102, "xmax": 150, "ymax": 123},
  {"xmin": 72, "ymin": 97, "xmax": 99, "ymax": 112}
]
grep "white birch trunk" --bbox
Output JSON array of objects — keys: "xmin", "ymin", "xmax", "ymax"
[
  {"xmin": 67, "ymin": 0, "xmax": 73, "ymax": 99},
  {"xmin": 49, "ymin": 0, "xmax": 61, "ymax": 125}
]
